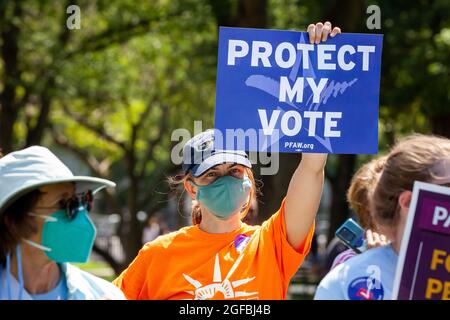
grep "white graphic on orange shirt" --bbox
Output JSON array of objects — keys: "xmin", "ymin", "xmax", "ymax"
[{"xmin": 182, "ymin": 253, "xmax": 259, "ymax": 300}]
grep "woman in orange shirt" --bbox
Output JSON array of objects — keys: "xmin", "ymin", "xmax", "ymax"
[{"xmin": 114, "ymin": 22, "xmax": 340, "ymax": 300}]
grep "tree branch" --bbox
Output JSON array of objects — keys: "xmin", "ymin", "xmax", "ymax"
[
  {"xmin": 51, "ymin": 126, "xmax": 105, "ymax": 176},
  {"xmin": 25, "ymin": 0, "xmax": 76, "ymax": 147},
  {"xmin": 92, "ymin": 243, "xmax": 123, "ymax": 275},
  {"xmin": 138, "ymin": 103, "xmax": 170, "ymax": 179},
  {"xmin": 65, "ymin": 10, "xmax": 185, "ymax": 59},
  {"xmin": 139, "ymin": 160, "xmax": 179, "ymax": 210},
  {"xmin": 135, "ymin": 100, "xmax": 155, "ymax": 131},
  {"xmin": 51, "ymin": 125, "xmax": 121, "ymax": 214},
  {"xmin": 0, "ymin": 1, "xmax": 22, "ymax": 153},
  {"xmin": 61, "ymin": 104, "xmax": 127, "ymax": 150}
]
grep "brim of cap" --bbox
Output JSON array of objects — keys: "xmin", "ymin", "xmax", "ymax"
[
  {"xmin": 0, "ymin": 176, "xmax": 115, "ymax": 216},
  {"xmin": 190, "ymin": 153, "xmax": 252, "ymax": 177}
]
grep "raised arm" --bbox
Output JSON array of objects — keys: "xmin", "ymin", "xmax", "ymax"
[
  {"xmin": 285, "ymin": 153, "xmax": 327, "ymax": 248},
  {"xmin": 284, "ymin": 21, "xmax": 340, "ymax": 248}
]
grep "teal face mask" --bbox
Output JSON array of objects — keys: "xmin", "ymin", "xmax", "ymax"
[
  {"xmin": 193, "ymin": 175, "xmax": 252, "ymax": 219},
  {"xmin": 24, "ymin": 207, "xmax": 97, "ymax": 263}
]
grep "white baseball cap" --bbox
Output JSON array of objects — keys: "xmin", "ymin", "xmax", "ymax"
[
  {"xmin": 181, "ymin": 129, "xmax": 252, "ymax": 177},
  {"xmin": 0, "ymin": 145, "xmax": 116, "ymax": 215}
]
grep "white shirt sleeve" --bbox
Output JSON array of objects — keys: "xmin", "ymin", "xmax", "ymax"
[{"xmin": 314, "ymin": 264, "xmax": 347, "ymax": 300}]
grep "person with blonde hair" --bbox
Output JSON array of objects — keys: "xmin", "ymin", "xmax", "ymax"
[
  {"xmin": 326, "ymin": 156, "xmax": 389, "ymax": 270},
  {"xmin": 315, "ymin": 134, "xmax": 450, "ymax": 300},
  {"xmin": 347, "ymin": 156, "xmax": 387, "ymax": 231}
]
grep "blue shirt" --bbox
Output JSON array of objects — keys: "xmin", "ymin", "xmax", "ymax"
[
  {"xmin": 30, "ymin": 268, "xmax": 68, "ymax": 300},
  {"xmin": 314, "ymin": 244, "xmax": 398, "ymax": 300},
  {"xmin": 0, "ymin": 263, "xmax": 125, "ymax": 300}
]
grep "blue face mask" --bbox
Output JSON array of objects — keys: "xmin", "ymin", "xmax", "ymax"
[
  {"xmin": 192, "ymin": 175, "xmax": 252, "ymax": 220},
  {"xmin": 24, "ymin": 206, "xmax": 97, "ymax": 263}
]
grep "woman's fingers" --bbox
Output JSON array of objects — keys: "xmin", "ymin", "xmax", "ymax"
[
  {"xmin": 367, "ymin": 229, "xmax": 389, "ymax": 249},
  {"xmin": 308, "ymin": 22, "xmax": 340, "ymax": 44},
  {"xmin": 330, "ymin": 26, "xmax": 341, "ymax": 37},
  {"xmin": 372, "ymin": 232, "xmax": 381, "ymax": 246},
  {"xmin": 366, "ymin": 229, "xmax": 375, "ymax": 248},
  {"xmin": 379, "ymin": 234, "xmax": 388, "ymax": 245},
  {"xmin": 322, "ymin": 21, "xmax": 332, "ymax": 42},
  {"xmin": 307, "ymin": 24, "xmax": 316, "ymax": 44},
  {"xmin": 315, "ymin": 22, "xmax": 323, "ymax": 44}
]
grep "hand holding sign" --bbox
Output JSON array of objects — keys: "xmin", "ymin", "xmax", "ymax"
[{"xmin": 307, "ymin": 22, "xmax": 341, "ymax": 44}]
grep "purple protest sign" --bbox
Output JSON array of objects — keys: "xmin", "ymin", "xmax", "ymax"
[{"xmin": 392, "ymin": 181, "xmax": 450, "ymax": 300}]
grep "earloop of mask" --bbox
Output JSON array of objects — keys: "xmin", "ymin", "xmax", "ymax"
[
  {"xmin": 22, "ymin": 239, "xmax": 52, "ymax": 252},
  {"xmin": 23, "ymin": 213, "xmax": 53, "ymax": 252},
  {"xmin": 6, "ymin": 251, "xmax": 12, "ymax": 299},
  {"xmin": 29, "ymin": 212, "xmax": 58, "ymax": 222}
]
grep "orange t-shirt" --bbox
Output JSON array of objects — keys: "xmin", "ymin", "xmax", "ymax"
[{"xmin": 113, "ymin": 199, "xmax": 315, "ymax": 300}]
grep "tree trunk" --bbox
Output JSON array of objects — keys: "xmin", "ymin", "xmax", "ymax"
[
  {"xmin": 0, "ymin": 2, "xmax": 21, "ymax": 153},
  {"xmin": 327, "ymin": 154, "xmax": 356, "ymax": 241},
  {"xmin": 120, "ymin": 138, "xmax": 144, "ymax": 265},
  {"xmin": 256, "ymin": 153, "xmax": 301, "ymax": 223},
  {"xmin": 325, "ymin": 0, "xmax": 364, "ymax": 33},
  {"xmin": 26, "ymin": 84, "xmax": 54, "ymax": 146},
  {"xmin": 431, "ymin": 114, "xmax": 450, "ymax": 138},
  {"xmin": 0, "ymin": 106, "xmax": 18, "ymax": 154},
  {"xmin": 92, "ymin": 243, "xmax": 123, "ymax": 275},
  {"xmin": 26, "ymin": 2, "xmax": 72, "ymax": 147},
  {"xmin": 120, "ymin": 174, "xmax": 143, "ymax": 264},
  {"xmin": 209, "ymin": 0, "xmax": 267, "ymax": 28},
  {"xmin": 234, "ymin": 0, "xmax": 267, "ymax": 27}
]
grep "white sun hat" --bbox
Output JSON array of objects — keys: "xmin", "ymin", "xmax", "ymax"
[{"xmin": 0, "ymin": 145, "xmax": 116, "ymax": 215}]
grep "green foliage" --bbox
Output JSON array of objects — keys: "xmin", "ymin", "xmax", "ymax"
[
  {"xmin": 4, "ymin": 0, "xmax": 446, "ymax": 199},
  {"xmin": 54, "ymin": 2, "xmax": 216, "ymax": 212},
  {"xmin": 1, "ymin": 0, "xmax": 449, "ymax": 266}
]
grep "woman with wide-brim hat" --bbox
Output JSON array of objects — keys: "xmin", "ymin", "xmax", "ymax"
[{"xmin": 0, "ymin": 146, "xmax": 125, "ymax": 300}]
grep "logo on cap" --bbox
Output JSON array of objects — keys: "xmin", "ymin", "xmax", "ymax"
[{"xmin": 197, "ymin": 139, "xmax": 214, "ymax": 152}]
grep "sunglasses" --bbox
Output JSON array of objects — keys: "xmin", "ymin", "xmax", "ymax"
[
  {"xmin": 36, "ymin": 190, "xmax": 94, "ymax": 220},
  {"xmin": 60, "ymin": 190, "xmax": 94, "ymax": 220}
]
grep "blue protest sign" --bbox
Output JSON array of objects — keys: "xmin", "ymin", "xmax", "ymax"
[{"xmin": 214, "ymin": 27, "xmax": 383, "ymax": 154}]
